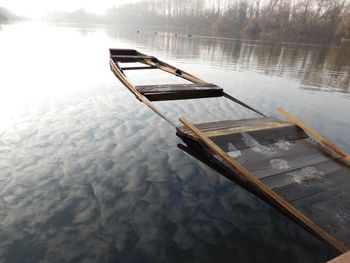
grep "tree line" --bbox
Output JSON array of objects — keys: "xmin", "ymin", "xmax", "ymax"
[{"xmin": 48, "ymin": 0, "xmax": 350, "ymax": 42}]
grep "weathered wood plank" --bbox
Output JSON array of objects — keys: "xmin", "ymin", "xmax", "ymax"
[
  {"xmin": 206, "ymin": 121, "xmax": 295, "ymax": 138},
  {"xmin": 261, "ymin": 159, "xmax": 346, "ymax": 189},
  {"xmin": 109, "ymin": 48, "xmax": 137, "ymax": 56},
  {"xmin": 178, "ymin": 117, "xmax": 306, "ymax": 144},
  {"xmin": 263, "ymin": 160, "xmax": 350, "ymax": 205},
  {"xmin": 110, "ymin": 55, "xmax": 154, "ymax": 59},
  {"xmin": 142, "ymin": 91, "xmax": 223, "ymax": 101},
  {"xmin": 179, "ymin": 118, "xmax": 275, "ymax": 132},
  {"xmin": 121, "ymin": 66, "xmax": 157, "ymax": 70},
  {"xmin": 111, "ymin": 55, "xmax": 156, "ymax": 63},
  {"xmin": 136, "ymin": 83, "xmax": 223, "ymax": 101},
  {"xmin": 210, "ymin": 125, "xmax": 308, "ymax": 151},
  {"xmin": 231, "ymin": 138, "xmax": 335, "ymax": 179},
  {"xmin": 291, "ymin": 181, "xmax": 350, "ymax": 208},
  {"xmin": 137, "ymin": 83, "xmax": 220, "ymax": 93}
]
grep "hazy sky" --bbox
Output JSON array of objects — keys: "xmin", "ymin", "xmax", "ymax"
[{"xmin": 0, "ymin": 0, "xmax": 142, "ymax": 17}]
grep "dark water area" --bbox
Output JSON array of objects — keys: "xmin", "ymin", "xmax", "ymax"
[{"xmin": 0, "ymin": 22, "xmax": 350, "ymax": 262}]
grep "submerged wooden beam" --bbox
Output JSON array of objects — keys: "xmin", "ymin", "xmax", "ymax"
[
  {"xmin": 179, "ymin": 116, "xmax": 349, "ymax": 253},
  {"xmin": 277, "ymin": 108, "xmax": 350, "ymax": 163}
]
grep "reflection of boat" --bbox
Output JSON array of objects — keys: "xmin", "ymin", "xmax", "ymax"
[{"xmin": 109, "ymin": 48, "xmax": 350, "ymax": 255}]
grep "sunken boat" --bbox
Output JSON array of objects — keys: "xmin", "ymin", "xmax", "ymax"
[{"xmin": 109, "ymin": 48, "xmax": 350, "ymax": 256}]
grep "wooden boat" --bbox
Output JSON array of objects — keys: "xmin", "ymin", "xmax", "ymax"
[{"xmin": 109, "ymin": 48, "xmax": 350, "ymax": 254}]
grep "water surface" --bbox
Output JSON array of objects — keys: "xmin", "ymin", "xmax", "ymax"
[{"xmin": 1, "ymin": 22, "xmax": 350, "ymax": 262}]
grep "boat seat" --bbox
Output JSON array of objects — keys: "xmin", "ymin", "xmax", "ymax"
[
  {"xmin": 111, "ymin": 55, "xmax": 156, "ymax": 63},
  {"xmin": 136, "ymin": 83, "xmax": 223, "ymax": 101}
]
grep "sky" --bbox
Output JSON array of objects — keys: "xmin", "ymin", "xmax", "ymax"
[{"xmin": 0, "ymin": 0, "xmax": 142, "ymax": 18}]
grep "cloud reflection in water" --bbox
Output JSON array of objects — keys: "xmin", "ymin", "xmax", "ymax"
[
  {"xmin": 0, "ymin": 22, "xmax": 343, "ymax": 262},
  {"xmin": 0, "ymin": 85, "xmax": 337, "ymax": 262}
]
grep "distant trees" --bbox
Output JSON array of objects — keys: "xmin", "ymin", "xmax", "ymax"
[
  {"xmin": 46, "ymin": 0, "xmax": 350, "ymax": 42},
  {"xmin": 336, "ymin": 2, "xmax": 350, "ymax": 39},
  {"xmin": 105, "ymin": 0, "xmax": 350, "ymax": 41}
]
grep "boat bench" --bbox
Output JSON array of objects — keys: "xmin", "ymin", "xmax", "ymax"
[{"xmin": 135, "ymin": 83, "xmax": 223, "ymax": 101}]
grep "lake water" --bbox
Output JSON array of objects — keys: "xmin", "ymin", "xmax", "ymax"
[{"xmin": 0, "ymin": 22, "xmax": 349, "ymax": 262}]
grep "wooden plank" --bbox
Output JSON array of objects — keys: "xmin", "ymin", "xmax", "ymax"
[
  {"xmin": 136, "ymin": 83, "xmax": 221, "ymax": 93},
  {"xmin": 210, "ymin": 125, "xmax": 308, "ymax": 151},
  {"xmin": 205, "ymin": 121, "xmax": 294, "ymax": 138},
  {"xmin": 328, "ymin": 251, "xmax": 350, "ymax": 263},
  {"xmin": 189, "ymin": 119, "xmax": 246, "ymax": 131},
  {"xmin": 261, "ymin": 159, "xmax": 346, "ymax": 189},
  {"xmin": 264, "ymin": 160, "xmax": 350, "ymax": 202},
  {"xmin": 109, "ymin": 48, "xmax": 137, "ymax": 56},
  {"xmin": 178, "ymin": 117, "xmax": 304, "ymax": 142},
  {"xmin": 179, "ymin": 117, "xmax": 348, "ymax": 253},
  {"xmin": 291, "ymin": 182, "xmax": 350, "ymax": 209},
  {"xmin": 111, "ymin": 55, "xmax": 156, "ymax": 63},
  {"xmin": 277, "ymin": 108, "xmax": 350, "ymax": 163},
  {"xmin": 136, "ymin": 83, "xmax": 223, "ymax": 101},
  {"xmin": 143, "ymin": 92, "xmax": 222, "ymax": 101},
  {"xmin": 179, "ymin": 118, "xmax": 275, "ymax": 132},
  {"xmin": 110, "ymin": 55, "xmax": 155, "ymax": 59},
  {"xmin": 121, "ymin": 66, "xmax": 157, "ymax": 70},
  {"xmin": 231, "ymin": 138, "xmax": 336, "ymax": 179}
]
